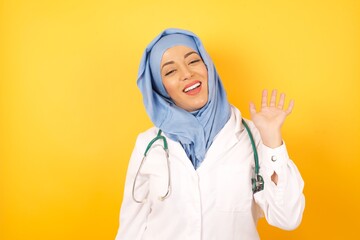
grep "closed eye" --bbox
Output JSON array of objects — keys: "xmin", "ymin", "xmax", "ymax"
[
  {"xmin": 189, "ymin": 59, "xmax": 201, "ymax": 64},
  {"xmin": 164, "ymin": 69, "xmax": 176, "ymax": 76}
]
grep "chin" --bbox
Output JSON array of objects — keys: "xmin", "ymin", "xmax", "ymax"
[{"xmin": 192, "ymin": 102, "xmax": 207, "ymax": 111}]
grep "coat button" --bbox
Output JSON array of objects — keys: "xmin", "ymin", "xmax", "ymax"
[{"xmin": 271, "ymin": 155, "xmax": 277, "ymax": 162}]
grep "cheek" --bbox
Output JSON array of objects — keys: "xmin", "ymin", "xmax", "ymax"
[
  {"xmin": 200, "ymin": 66, "xmax": 208, "ymax": 81},
  {"xmin": 202, "ymin": 71, "xmax": 209, "ymax": 87},
  {"xmin": 162, "ymin": 79, "xmax": 179, "ymax": 96}
]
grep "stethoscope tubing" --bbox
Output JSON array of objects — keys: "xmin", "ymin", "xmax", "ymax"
[{"xmin": 132, "ymin": 119, "xmax": 264, "ymax": 203}]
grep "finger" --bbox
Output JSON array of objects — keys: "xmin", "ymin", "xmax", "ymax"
[
  {"xmin": 249, "ymin": 102, "xmax": 257, "ymax": 116},
  {"xmin": 261, "ymin": 89, "xmax": 268, "ymax": 108},
  {"xmin": 277, "ymin": 93, "xmax": 285, "ymax": 109},
  {"xmin": 269, "ymin": 89, "xmax": 277, "ymax": 107},
  {"xmin": 285, "ymin": 99, "xmax": 295, "ymax": 115}
]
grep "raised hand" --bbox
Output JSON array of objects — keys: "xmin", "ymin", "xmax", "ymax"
[{"xmin": 249, "ymin": 89, "xmax": 294, "ymax": 148}]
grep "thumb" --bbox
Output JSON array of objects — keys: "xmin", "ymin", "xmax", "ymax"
[{"xmin": 249, "ymin": 102, "xmax": 257, "ymax": 117}]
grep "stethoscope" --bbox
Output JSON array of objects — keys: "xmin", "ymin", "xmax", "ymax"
[{"xmin": 132, "ymin": 119, "xmax": 264, "ymax": 204}]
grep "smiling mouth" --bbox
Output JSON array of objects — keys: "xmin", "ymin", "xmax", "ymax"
[{"xmin": 183, "ymin": 82, "xmax": 202, "ymax": 93}]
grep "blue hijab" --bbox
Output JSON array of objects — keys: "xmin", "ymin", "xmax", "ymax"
[{"xmin": 137, "ymin": 28, "xmax": 231, "ymax": 169}]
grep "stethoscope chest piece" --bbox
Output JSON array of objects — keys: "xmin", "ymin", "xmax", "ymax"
[{"xmin": 252, "ymin": 174, "xmax": 264, "ymax": 194}]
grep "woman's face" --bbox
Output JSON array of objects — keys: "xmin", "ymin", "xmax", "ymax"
[{"xmin": 160, "ymin": 45, "xmax": 208, "ymax": 112}]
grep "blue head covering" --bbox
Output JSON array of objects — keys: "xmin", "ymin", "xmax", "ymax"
[{"xmin": 137, "ymin": 28, "xmax": 231, "ymax": 169}]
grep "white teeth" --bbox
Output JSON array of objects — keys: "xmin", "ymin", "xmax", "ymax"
[{"xmin": 184, "ymin": 82, "xmax": 201, "ymax": 93}]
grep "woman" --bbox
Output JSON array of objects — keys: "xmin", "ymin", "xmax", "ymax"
[{"xmin": 115, "ymin": 28, "xmax": 305, "ymax": 240}]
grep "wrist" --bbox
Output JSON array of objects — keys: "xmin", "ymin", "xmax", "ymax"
[{"xmin": 260, "ymin": 130, "xmax": 282, "ymax": 148}]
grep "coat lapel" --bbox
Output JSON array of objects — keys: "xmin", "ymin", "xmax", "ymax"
[{"xmin": 197, "ymin": 106, "xmax": 245, "ymax": 173}]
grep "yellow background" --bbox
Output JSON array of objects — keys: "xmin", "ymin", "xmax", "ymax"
[{"xmin": 1, "ymin": 0, "xmax": 359, "ymax": 239}]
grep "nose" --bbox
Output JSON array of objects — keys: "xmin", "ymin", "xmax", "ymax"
[{"xmin": 179, "ymin": 65, "xmax": 193, "ymax": 81}]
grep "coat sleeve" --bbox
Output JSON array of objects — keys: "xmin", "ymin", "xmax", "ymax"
[
  {"xmin": 115, "ymin": 135, "xmax": 151, "ymax": 240},
  {"xmin": 249, "ymin": 123, "xmax": 305, "ymax": 230}
]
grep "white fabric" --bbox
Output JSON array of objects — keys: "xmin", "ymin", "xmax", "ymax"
[{"xmin": 115, "ymin": 106, "xmax": 305, "ymax": 240}]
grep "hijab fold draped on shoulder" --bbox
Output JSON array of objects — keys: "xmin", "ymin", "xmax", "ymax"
[{"xmin": 137, "ymin": 28, "xmax": 231, "ymax": 169}]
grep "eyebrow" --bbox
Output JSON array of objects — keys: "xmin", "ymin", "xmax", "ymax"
[
  {"xmin": 184, "ymin": 51, "xmax": 198, "ymax": 58},
  {"xmin": 161, "ymin": 51, "xmax": 199, "ymax": 70},
  {"xmin": 161, "ymin": 61, "xmax": 175, "ymax": 70}
]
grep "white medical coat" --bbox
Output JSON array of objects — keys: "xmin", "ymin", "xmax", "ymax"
[{"xmin": 115, "ymin": 106, "xmax": 305, "ymax": 240}]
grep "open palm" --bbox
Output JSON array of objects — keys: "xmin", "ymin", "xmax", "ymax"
[{"xmin": 249, "ymin": 89, "xmax": 294, "ymax": 148}]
